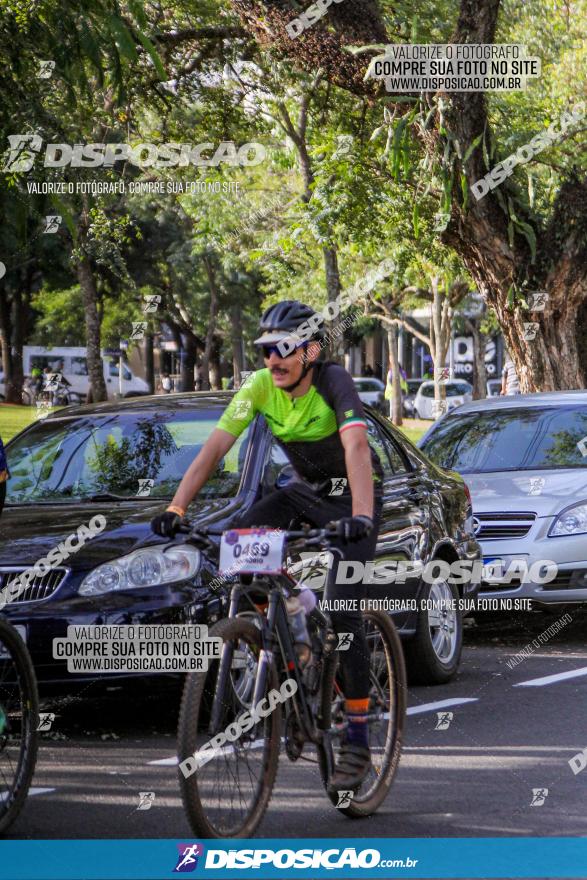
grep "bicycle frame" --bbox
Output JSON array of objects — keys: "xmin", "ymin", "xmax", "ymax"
[{"xmin": 209, "ymin": 575, "xmax": 334, "ymax": 749}]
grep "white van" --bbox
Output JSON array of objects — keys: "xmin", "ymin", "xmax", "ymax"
[{"xmin": 0, "ymin": 346, "xmax": 150, "ymax": 402}]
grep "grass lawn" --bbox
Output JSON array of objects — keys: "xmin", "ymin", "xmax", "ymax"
[
  {"xmin": 397, "ymin": 418, "xmax": 429, "ymax": 446},
  {"xmin": 382, "ymin": 416, "xmax": 429, "ymax": 446},
  {"xmin": 0, "ymin": 404, "xmax": 39, "ymax": 442}
]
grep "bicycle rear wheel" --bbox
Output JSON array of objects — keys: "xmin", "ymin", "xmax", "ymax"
[
  {"xmin": 0, "ymin": 619, "xmax": 39, "ymax": 834},
  {"xmin": 178, "ymin": 617, "xmax": 281, "ymax": 838},
  {"xmin": 319, "ymin": 609, "xmax": 406, "ymax": 817}
]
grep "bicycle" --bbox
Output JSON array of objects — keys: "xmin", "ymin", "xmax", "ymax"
[
  {"xmin": 0, "ymin": 617, "xmax": 39, "ymax": 833},
  {"xmin": 177, "ymin": 522, "xmax": 406, "ymax": 838}
]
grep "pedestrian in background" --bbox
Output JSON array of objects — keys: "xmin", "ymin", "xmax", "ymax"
[
  {"xmin": 385, "ymin": 361, "xmax": 407, "ymax": 419},
  {"xmin": 501, "ymin": 353, "xmax": 520, "ymax": 395},
  {"xmin": 159, "ymin": 372, "xmax": 173, "ymax": 394}
]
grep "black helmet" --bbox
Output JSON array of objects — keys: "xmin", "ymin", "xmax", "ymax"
[{"xmin": 254, "ymin": 300, "xmax": 324, "ymax": 346}]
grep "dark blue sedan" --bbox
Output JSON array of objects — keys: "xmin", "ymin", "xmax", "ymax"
[{"xmin": 0, "ymin": 393, "xmax": 480, "ymax": 686}]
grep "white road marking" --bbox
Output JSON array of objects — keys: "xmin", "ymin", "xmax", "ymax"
[
  {"xmin": 514, "ymin": 666, "xmax": 587, "ymax": 687},
  {"xmin": 407, "ymin": 697, "xmax": 478, "ymax": 715},
  {"xmin": 149, "ymin": 700, "xmax": 479, "ymax": 766},
  {"xmin": 0, "ymin": 786, "xmax": 55, "ymax": 802}
]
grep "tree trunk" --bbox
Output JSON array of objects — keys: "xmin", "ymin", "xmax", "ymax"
[
  {"xmin": 180, "ymin": 334, "xmax": 197, "ymax": 392},
  {"xmin": 385, "ymin": 327, "xmax": 402, "ymax": 426},
  {"xmin": 77, "ymin": 257, "xmax": 108, "ymax": 402},
  {"xmin": 77, "ymin": 198, "xmax": 108, "ymax": 402},
  {"xmin": 201, "ymin": 256, "xmax": 219, "ymax": 391},
  {"xmin": 430, "ymin": 278, "xmax": 450, "ymax": 418},
  {"xmin": 0, "ymin": 291, "xmax": 25, "ymax": 404},
  {"xmin": 231, "ymin": 303, "xmax": 245, "ymax": 386},
  {"xmin": 465, "ymin": 317, "xmax": 487, "ymax": 399},
  {"xmin": 210, "ymin": 338, "xmax": 222, "ymax": 390},
  {"xmin": 144, "ymin": 333, "xmax": 154, "ymax": 394}
]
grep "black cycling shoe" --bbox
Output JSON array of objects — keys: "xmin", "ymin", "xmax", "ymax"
[{"xmin": 327, "ymin": 744, "xmax": 372, "ymax": 793}]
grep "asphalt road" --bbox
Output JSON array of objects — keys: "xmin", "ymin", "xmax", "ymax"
[{"xmin": 7, "ymin": 608, "xmax": 587, "ymax": 840}]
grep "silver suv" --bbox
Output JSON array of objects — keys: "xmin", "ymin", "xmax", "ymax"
[{"xmin": 419, "ymin": 392, "xmax": 587, "ymax": 605}]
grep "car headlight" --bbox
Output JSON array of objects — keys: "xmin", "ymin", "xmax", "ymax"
[
  {"xmin": 549, "ymin": 502, "xmax": 587, "ymax": 537},
  {"xmin": 79, "ymin": 545, "xmax": 202, "ymax": 596}
]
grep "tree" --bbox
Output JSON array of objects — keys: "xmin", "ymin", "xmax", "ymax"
[{"xmin": 229, "ymin": 0, "xmax": 587, "ymax": 392}]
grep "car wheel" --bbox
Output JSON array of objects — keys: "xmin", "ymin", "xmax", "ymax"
[{"xmin": 404, "ymin": 577, "xmax": 463, "ymax": 685}]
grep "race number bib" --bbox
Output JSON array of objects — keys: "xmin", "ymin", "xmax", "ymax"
[{"xmin": 219, "ymin": 528, "xmax": 286, "ymax": 576}]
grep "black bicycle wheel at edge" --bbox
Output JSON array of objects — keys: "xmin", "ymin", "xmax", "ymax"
[
  {"xmin": 318, "ymin": 609, "xmax": 407, "ymax": 817},
  {"xmin": 0, "ymin": 618, "xmax": 39, "ymax": 834},
  {"xmin": 177, "ymin": 617, "xmax": 281, "ymax": 838}
]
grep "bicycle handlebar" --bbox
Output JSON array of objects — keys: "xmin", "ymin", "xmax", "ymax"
[{"xmin": 176, "ymin": 521, "xmax": 340, "ymax": 549}]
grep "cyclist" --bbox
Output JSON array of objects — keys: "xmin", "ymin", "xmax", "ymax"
[{"xmin": 151, "ymin": 300, "xmax": 384, "ymax": 790}]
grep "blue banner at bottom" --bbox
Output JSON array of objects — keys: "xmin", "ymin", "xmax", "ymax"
[{"xmin": 0, "ymin": 838, "xmax": 585, "ymax": 879}]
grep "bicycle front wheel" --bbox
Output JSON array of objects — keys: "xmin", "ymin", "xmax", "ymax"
[
  {"xmin": 0, "ymin": 619, "xmax": 39, "ymax": 834},
  {"xmin": 319, "ymin": 609, "xmax": 406, "ymax": 817},
  {"xmin": 178, "ymin": 617, "xmax": 281, "ymax": 838}
]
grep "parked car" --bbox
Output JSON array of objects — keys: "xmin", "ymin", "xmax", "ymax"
[
  {"xmin": 352, "ymin": 376, "xmax": 385, "ymax": 412},
  {"xmin": 413, "ymin": 380, "xmax": 473, "ymax": 419},
  {"xmin": 403, "ymin": 379, "xmax": 423, "ymax": 417},
  {"xmin": 0, "ymin": 393, "xmax": 480, "ymax": 687},
  {"xmin": 487, "ymin": 379, "xmax": 501, "ymax": 397},
  {"xmin": 0, "ymin": 346, "xmax": 149, "ymax": 403},
  {"xmin": 418, "ymin": 391, "xmax": 587, "ymax": 606}
]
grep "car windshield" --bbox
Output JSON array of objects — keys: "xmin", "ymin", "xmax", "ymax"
[
  {"xmin": 421, "ymin": 405, "xmax": 587, "ymax": 473},
  {"xmin": 5, "ymin": 408, "xmax": 251, "ymax": 504}
]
